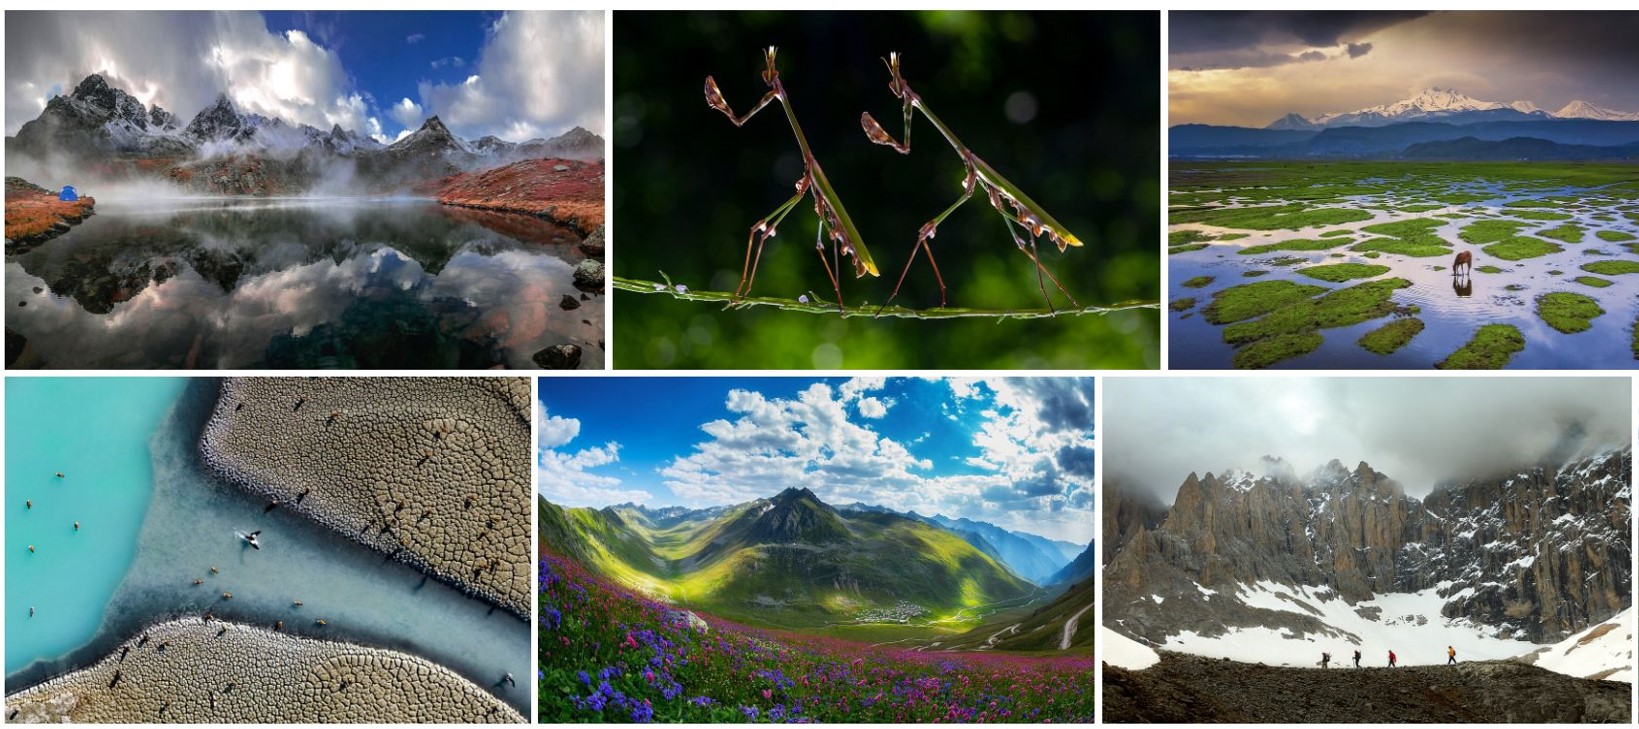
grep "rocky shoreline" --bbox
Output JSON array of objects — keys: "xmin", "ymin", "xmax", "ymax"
[
  {"xmin": 4, "ymin": 176, "xmax": 95, "ymax": 249},
  {"xmin": 198, "ymin": 378, "xmax": 532, "ymax": 618},
  {"xmin": 4, "ymin": 617, "xmax": 522, "ymax": 723},
  {"xmin": 435, "ymin": 158, "xmax": 604, "ymax": 235}
]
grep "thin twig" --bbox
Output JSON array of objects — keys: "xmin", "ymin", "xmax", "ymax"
[{"xmin": 614, "ymin": 275, "xmax": 1158, "ymax": 320}]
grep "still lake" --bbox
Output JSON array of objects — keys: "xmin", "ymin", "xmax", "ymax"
[{"xmin": 7, "ymin": 198, "xmax": 602, "ymax": 369}]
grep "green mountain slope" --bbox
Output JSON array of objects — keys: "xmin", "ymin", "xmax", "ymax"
[
  {"xmin": 539, "ymin": 488, "xmax": 1034, "ymax": 629},
  {"xmin": 930, "ymin": 577, "xmax": 1096, "ymax": 653}
]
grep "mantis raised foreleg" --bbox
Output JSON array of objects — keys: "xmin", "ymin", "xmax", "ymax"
[
  {"xmin": 706, "ymin": 47, "xmax": 879, "ymax": 311},
  {"xmin": 861, "ymin": 52, "xmax": 1083, "ymax": 312}
]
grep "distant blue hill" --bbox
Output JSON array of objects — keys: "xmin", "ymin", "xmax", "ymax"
[{"xmin": 1172, "ymin": 118, "xmax": 1639, "ymax": 160}]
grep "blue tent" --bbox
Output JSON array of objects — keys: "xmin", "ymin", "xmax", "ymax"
[{"xmin": 59, "ymin": 185, "xmax": 78, "ymax": 202}]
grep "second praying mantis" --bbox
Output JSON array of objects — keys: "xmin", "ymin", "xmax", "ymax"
[{"xmin": 707, "ymin": 48, "xmax": 1082, "ymax": 313}]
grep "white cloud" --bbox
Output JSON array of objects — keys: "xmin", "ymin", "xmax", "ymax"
[
  {"xmin": 655, "ymin": 379, "xmax": 1096, "ymax": 543},
  {"xmin": 406, "ymin": 33, "xmax": 425, "ymax": 44},
  {"xmin": 415, "ymin": 10, "xmax": 604, "ymax": 142},
  {"xmin": 536, "ymin": 405, "xmax": 646, "ymax": 506},
  {"xmin": 857, "ymin": 397, "xmax": 889, "ymax": 419},
  {"xmin": 390, "ymin": 97, "xmax": 425, "ymax": 130},
  {"xmin": 430, "ymin": 56, "xmax": 465, "ymax": 70}
]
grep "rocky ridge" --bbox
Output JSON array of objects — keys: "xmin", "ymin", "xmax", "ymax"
[{"xmin": 1105, "ymin": 446, "xmax": 1632, "ymax": 645}]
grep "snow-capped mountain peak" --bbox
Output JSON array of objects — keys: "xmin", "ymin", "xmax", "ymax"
[{"xmin": 1554, "ymin": 99, "xmax": 1639, "ymax": 122}]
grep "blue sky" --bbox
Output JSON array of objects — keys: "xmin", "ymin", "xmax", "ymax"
[
  {"xmin": 6, "ymin": 10, "xmax": 604, "ymax": 141},
  {"xmin": 537, "ymin": 377, "xmax": 1096, "ymax": 543}
]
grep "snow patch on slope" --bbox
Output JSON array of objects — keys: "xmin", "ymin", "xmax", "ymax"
[
  {"xmin": 1102, "ymin": 625, "xmax": 1160, "ymax": 670},
  {"xmin": 1518, "ymin": 607, "xmax": 1634, "ymax": 683},
  {"xmin": 1156, "ymin": 581, "xmax": 1536, "ymax": 667}
]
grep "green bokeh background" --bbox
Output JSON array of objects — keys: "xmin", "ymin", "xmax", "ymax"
[{"xmin": 613, "ymin": 11, "xmax": 1160, "ymax": 369}]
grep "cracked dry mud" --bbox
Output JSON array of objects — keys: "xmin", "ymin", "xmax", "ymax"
[
  {"xmin": 199, "ymin": 377, "xmax": 532, "ymax": 617},
  {"xmin": 4, "ymin": 618, "xmax": 522, "ymax": 723}
]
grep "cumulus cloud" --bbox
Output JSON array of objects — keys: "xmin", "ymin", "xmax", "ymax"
[
  {"xmin": 415, "ymin": 9, "xmax": 604, "ymax": 142},
  {"xmin": 655, "ymin": 378, "xmax": 1095, "ymax": 543},
  {"xmin": 390, "ymin": 97, "xmax": 425, "ymax": 130},
  {"xmin": 1105, "ymin": 378, "xmax": 1631, "ymax": 503},
  {"xmin": 857, "ymin": 397, "xmax": 889, "ymax": 419},
  {"xmin": 405, "ymin": 33, "xmax": 425, "ymax": 44},
  {"xmin": 536, "ymin": 406, "xmax": 647, "ymax": 507},
  {"xmin": 4, "ymin": 11, "xmax": 380, "ymax": 136}
]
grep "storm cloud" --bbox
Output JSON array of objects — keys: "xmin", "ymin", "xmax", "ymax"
[
  {"xmin": 1104, "ymin": 378, "xmax": 1630, "ymax": 503},
  {"xmin": 1170, "ymin": 11, "xmax": 1639, "ymax": 127}
]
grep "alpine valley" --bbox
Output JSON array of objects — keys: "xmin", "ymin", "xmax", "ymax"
[
  {"xmin": 537, "ymin": 488, "xmax": 1096, "ymax": 722},
  {"xmin": 1103, "ymin": 439, "xmax": 1633, "ymax": 723}
]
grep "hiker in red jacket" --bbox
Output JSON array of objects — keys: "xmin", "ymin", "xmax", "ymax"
[{"xmin": 1388, "ymin": 650, "xmax": 1398, "ymax": 667}]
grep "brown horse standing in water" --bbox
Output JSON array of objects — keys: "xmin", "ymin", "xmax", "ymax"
[{"xmin": 1452, "ymin": 250, "xmax": 1473, "ymax": 275}]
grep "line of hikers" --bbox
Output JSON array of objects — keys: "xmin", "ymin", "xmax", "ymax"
[{"xmin": 1319, "ymin": 646, "xmax": 1458, "ymax": 668}]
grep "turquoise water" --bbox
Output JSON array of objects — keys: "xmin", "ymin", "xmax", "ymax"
[{"xmin": 4, "ymin": 377, "xmax": 187, "ymax": 674}]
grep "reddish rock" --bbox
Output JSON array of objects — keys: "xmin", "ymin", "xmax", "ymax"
[{"xmin": 434, "ymin": 159, "xmax": 604, "ymax": 236}]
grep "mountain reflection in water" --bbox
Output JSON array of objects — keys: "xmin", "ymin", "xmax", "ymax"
[{"xmin": 6, "ymin": 198, "xmax": 603, "ymax": 369}]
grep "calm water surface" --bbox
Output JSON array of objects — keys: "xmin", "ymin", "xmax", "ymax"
[{"xmin": 7, "ymin": 198, "xmax": 603, "ymax": 369}]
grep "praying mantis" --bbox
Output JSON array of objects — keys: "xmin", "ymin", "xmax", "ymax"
[
  {"xmin": 706, "ymin": 48, "xmax": 1080, "ymax": 313},
  {"xmin": 705, "ymin": 46, "xmax": 879, "ymax": 312},
  {"xmin": 861, "ymin": 52, "xmax": 1082, "ymax": 312}
]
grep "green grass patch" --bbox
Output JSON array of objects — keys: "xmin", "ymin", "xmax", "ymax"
[
  {"xmin": 1503, "ymin": 199, "xmax": 1558, "ymax": 208},
  {"xmin": 1171, "ymin": 203, "xmax": 1374, "ymax": 231},
  {"xmin": 1508, "ymin": 210, "xmax": 1573, "ymax": 221},
  {"xmin": 1232, "ymin": 333, "xmax": 1322, "ymax": 369},
  {"xmin": 1582, "ymin": 260, "xmax": 1639, "ymax": 276},
  {"xmin": 1220, "ymin": 279, "xmax": 1412, "ymax": 361},
  {"xmin": 1169, "ymin": 243, "xmax": 1208, "ymax": 254},
  {"xmin": 1574, "ymin": 276, "xmax": 1614, "ymax": 288},
  {"xmin": 1475, "ymin": 265, "xmax": 1505, "ymax": 274},
  {"xmin": 1170, "ymin": 230, "xmax": 1213, "ymax": 247},
  {"xmin": 1398, "ymin": 204, "xmax": 1446, "ymax": 213},
  {"xmin": 1539, "ymin": 224, "xmax": 1585, "ymax": 244},
  {"xmin": 1483, "ymin": 236, "xmax": 1562, "ymax": 261},
  {"xmin": 1297, "ymin": 262, "xmax": 1390, "ymax": 282},
  {"xmin": 1536, "ymin": 292, "xmax": 1605, "ymax": 334},
  {"xmin": 1182, "ymin": 275, "xmax": 1214, "ymax": 289},
  {"xmin": 1266, "ymin": 256, "xmax": 1307, "ymax": 266},
  {"xmin": 1169, "ymin": 297, "xmax": 1196, "ymax": 312},
  {"xmin": 1243, "ymin": 269, "xmax": 1269, "ymax": 277},
  {"xmin": 1459, "ymin": 219, "xmax": 1525, "ymax": 244},
  {"xmin": 1351, "ymin": 218, "xmax": 1451, "ymax": 257},
  {"xmin": 1437, "ymin": 325, "xmax": 1525, "ymax": 369},
  {"xmin": 1595, "ymin": 230, "xmax": 1636, "ymax": 242},
  {"xmin": 1320, "ymin": 229, "xmax": 1355, "ymax": 238},
  {"xmin": 1238, "ymin": 238, "xmax": 1347, "ymax": 255},
  {"xmin": 1201, "ymin": 280, "xmax": 1328, "ymax": 325},
  {"xmin": 1217, "ymin": 233, "xmax": 1249, "ymax": 241},
  {"xmin": 1358, "ymin": 318, "xmax": 1424, "ymax": 355}
]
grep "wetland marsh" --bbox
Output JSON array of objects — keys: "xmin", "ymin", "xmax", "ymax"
[{"xmin": 1168, "ymin": 162, "xmax": 1639, "ymax": 369}]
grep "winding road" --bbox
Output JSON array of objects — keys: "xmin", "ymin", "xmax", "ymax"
[{"xmin": 1062, "ymin": 603, "xmax": 1094, "ymax": 650}]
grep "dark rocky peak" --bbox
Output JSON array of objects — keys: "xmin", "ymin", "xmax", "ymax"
[
  {"xmin": 773, "ymin": 486, "xmax": 822, "ymax": 505},
  {"xmin": 1259, "ymin": 455, "xmax": 1297, "ymax": 483},
  {"xmin": 185, "ymin": 93, "xmax": 255, "ymax": 142},
  {"xmin": 71, "ymin": 73, "xmax": 117, "ymax": 105},
  {"xmin": 149, "ymin": 105, "xmax": 177, "ymax": 130}
]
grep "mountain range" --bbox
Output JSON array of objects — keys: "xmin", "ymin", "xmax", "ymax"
[
  {"xmin": 6, "ymin": 73, "xmax": 603, "ymax": 194},
  {"xmin": 1104, "ymin": 439, "xmax": 1632, "ymax": 677},
  {"xmin": 538, "ymin": 487, "xmax": 1090, "ymax": 631},
  {"xmin": 1174, "ymin": 87, "xmax": 1639, "ymax": 160}
]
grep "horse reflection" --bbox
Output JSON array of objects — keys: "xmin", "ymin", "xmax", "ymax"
[{"xmin": 1452, "ymin": 274, "xmax": 1473, "ymax": 298}]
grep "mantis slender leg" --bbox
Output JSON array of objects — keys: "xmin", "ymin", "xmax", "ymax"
[
  {"xmin": 877, "ymin": 170, "xmax": 971, "ymax": 312},
  {"xmin": 812, "ymin": 216, "xmax": 845, "ymax": 311},
  {"xmin": 738, "ymin": 182, "xmax": 809, "ymax": 299}
]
